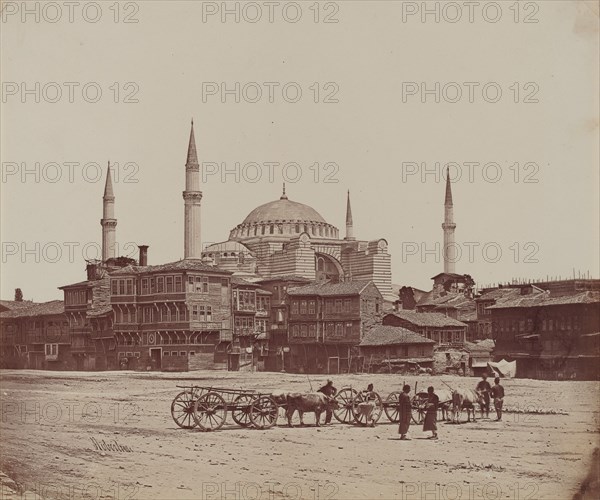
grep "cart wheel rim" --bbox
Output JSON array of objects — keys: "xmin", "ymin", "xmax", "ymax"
[
  {"xmin": 333, "ymin": 388, "xmax": 358, "ymax": 423},
  {"xmin": 384, "ymin": 392, "xmax": 402, "ymax": 423},
  {"xmin": 193, "ymin": 392, "xmax": 227, "ymax": 431},
  {"xmin": 249, "ymin": 396, "xmax": 278, "ymax": 429},
  {"xmin": 352, "ymin": 392, "xmax": 383, "ymax": 425},
  {"xmin": 171, "ymin": 391, "xmax": 198, "ymax": 429},
  {"xmin": 231, "ymin": 394, "xmax": 254, "ymax": 428}
]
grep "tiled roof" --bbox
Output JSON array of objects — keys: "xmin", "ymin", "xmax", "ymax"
[
  {"xmin": 487, "ymin": 291, "xmax": 600, "ymax": 309},
  {"xmin": 475, "ymin": 287, "xmax": 523, "ymax": 303},
  {"xmin": 287, "ymin": 280, "xmax": 373, "ymax": 297},
  {"xmin": 385, "ymin": 311, "xmax": 467, "ymax": 328},
  {"xmin": 360, "ymin": 326, "xmax": 435, "ymax": 346},
  {"xmin": 59, "ymin": 280, "xmax": 96, "ymax": 290},
  {"xmin": 231, "ymin": 277, "xmax": 261, "ymax": 287},
  {"xmin": 110, "ymin": 259, "xmax": 232, "ymax": 276},
  {"xmin": 0, "ymin": 300, "xmax": 35, "ymax": 310},
  {"xmin": 431, "ymin": 273, "xmax": 466, "ymax": 280},
  {"xmin": 0, "ymin": 300, "xmax": 64, "ymax": 319},
  {"xmin": 256, "ymin": 275, "xmax": 312, "ymax": 283},
  {"xmin": 464, "ymin": 339, "xmax": 495, "ymax": 353},
  {"xmin": 418, "ymin": 292, "xmax": 475, "ymax": 309}
]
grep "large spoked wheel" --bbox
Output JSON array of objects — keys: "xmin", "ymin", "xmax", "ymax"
[
  {"xmin": 193, "ymin": 392, "xmax": 227, "ymax": 431},
  {"xmin": 171, "ymin": 391, "xmax": 198, "ymax": 429},
  {"xmin": 333, "ymin": 388, "xmax": 358, "ymax": 424},
  {"xmin": 384, "ymin": 391, "xmax": 402, "ymax": 423},
  {"xmin": 249, "ymin": 396, "xmax": 279, "ymax": 429},
  {"xmin": 411, "ymin": 392, "xmax": 428, "ymax": 424},
  {"xmin": 231, "ymin": 394, "xmax": 254, "ymax": 428},
  {"xmin": 352, "ymin": 392, "xmax": 383, "ymax": 426}
]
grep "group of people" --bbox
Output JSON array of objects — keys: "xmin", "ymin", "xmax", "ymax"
[
  {"xmin": 397, "ymin": 374, "xmax": 505, "ymax": 440},
  {"xmin": 476, "ymin": 373, "xmax": 505, "ymax": 421},
  {"xmin": 317, "ymin": 374, "xmax": 506, "ymax": 441}
]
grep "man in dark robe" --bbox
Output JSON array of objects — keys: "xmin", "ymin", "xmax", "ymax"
[
  {"xmin": 423, "ymin": 386, "xmax": 439, "ymax": 439},
  {"xmin": 398, "ymin": 384, "xmax": 412, "ymax": 439},
  {"xmin": 317, "ymin": 379, "xmax": 337, "ymax": 424}
]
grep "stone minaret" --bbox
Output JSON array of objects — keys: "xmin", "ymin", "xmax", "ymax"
[
  {"xmin": 101, "ymin": 162, "xmax": 117, "ymax": 262},
  {"xmin": 183, "ymin": 120, "xmax": 202, "ymax": 259},
  {"xmin": 345, "ymin": 190, "xmax": 355, "ymax": 240},
  {"xmin": 442, "ymin": 167, "xmax": 457, "ymax": 273}
]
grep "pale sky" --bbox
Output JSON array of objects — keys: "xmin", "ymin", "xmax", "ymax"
[{"xmin": 1, "ymin": 0, "xmax": 598, "ymax": 301}]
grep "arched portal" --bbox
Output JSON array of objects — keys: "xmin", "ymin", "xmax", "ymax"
[{"xmin": 315, "ymin": 253, "xmax": 343, "ymax": 282}]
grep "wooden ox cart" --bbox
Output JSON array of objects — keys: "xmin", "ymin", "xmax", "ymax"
[{"xmin": 170, "ymin": 386, "xmax": 279, "ymax": 432}]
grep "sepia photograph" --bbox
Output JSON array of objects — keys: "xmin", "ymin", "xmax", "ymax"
[{"xmin": 1, "ymin": 1, "xmax": 599, "ymax": 499}]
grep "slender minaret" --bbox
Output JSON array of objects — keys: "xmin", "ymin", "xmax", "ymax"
[
  {"xmin": 345, "ymin": 190, "xmax": 355, "ymax": 240},
  {"xmin": 183, "ymin": 119, "xmax": 202, "ymax": 259},
  {"xmin": 101, "ymin": 162, "xmax": 117, "ymax": 262},
  {"xmin": 442, "ymin": 167, "xmax": 457, "ymax": 273}
]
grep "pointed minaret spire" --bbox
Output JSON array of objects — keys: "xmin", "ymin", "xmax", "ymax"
[
  {"xmin": 186, "ymin": 118, "xmax": 199, "ymax": 168},
  {"xmin": 183, "ymin": 120, "xmax": 202, "ymax": 259},
  {"xmin": 444, "ymin": 166, "xmax": 453, "ymax": 206},
  {"xmin": 103, "ymin": 161, "xmax": 114, "ymax": 198},
  {"xmin": 101, "ymin": 161, "xmax": 117, "ymax": 262},
  {"xmin": 345, "ymin": 190, "xmax": 355, "ymax": 240},
  {"xmin": 280, "ymin": 182, "xmax": 288, "ymax": 200},
  {"xmin": 442, "ymin": 166, "xmax": 457, "ymax": 274}
]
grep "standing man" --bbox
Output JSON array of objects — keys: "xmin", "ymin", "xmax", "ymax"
[
  {"xmin": 317, "ymin": 379, "xmax": 337, "ymax": 425},
  {"xmin": 490, "ymin": 377, "xmax": 505, "ymax": 421},
  {"xmin": 398, "ymin": 384, "xmax": 412, "ymax": 440},
  {"xmin": 476, "ymin": 373, "xmax": 492, "ymax": 419},
  {"xmin": 423, "ymin": 386, "xmax": 439, "ymax": 440}
]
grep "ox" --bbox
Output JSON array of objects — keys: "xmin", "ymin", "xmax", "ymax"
[
  {"xmin": 285, "ymin": 392, "xmax": 339, "ymax": 427},
  {"xmin": 451, "ymin": 388, "xmax": 484, "ymax": 423}
]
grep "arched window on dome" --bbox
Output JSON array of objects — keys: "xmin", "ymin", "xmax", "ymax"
[
  {"xmin": 254, "ymin": 226, "xmax": 258, "ymax": 236},
  {"xmin": 311, "ymin": 225, "xmax": 315, "ymax": 235},
  {"xmin": 304, "ymin": 224, "xmax": 308, "ymax": 233},
  {"xmin": 270, "ymin": 224, "xmax": 274, "ymax": 234},
  {"xmin": 325, "ymin": 227, "xmax": 329, "ymax": 237},
  {"xmin": 319, "ymin": 225, "xmax": 323, "ymax": 237},
  {"xmin": 295, "ymin": 224, "xmax": 300, "ymax": 233},
  {"xmin": 261, "ymin": 226, "xmax": 266, "ymax": 235}
]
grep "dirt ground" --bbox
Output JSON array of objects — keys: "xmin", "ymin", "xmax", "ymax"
[{"xmin": 0, "ymin": 370, "xmax": 598, "ymax": 500}]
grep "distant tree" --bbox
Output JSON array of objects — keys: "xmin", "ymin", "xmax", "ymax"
[
  {"xmin": 106, "ymin": 256, "xmax": 137, "ymax": 268},
  {"xmin": 463, "ymin": 274, "xmax": 476, "ymax": 296},
  {"xmin": 14, "ymin": 288, "xmax": 23, "ymax": 301},
  {"xmin": 399, "ymin": 286, "xmax": 416, "ymax": 310}
]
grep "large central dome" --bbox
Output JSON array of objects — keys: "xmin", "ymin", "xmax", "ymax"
[
  {"xmin": 229, "ymin": 189, "xmax": 339, "ymax": 242},
  {"xmin": 242, "ymin": 198, "xmax": 327, "ymax": 225}
]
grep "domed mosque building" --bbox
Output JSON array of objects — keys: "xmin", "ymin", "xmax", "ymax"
[{"xmin": 203, "ymin": 184, "xmax": 394, "ymax": 301}]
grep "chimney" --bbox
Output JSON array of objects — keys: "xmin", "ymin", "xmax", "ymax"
[
  {"xmin": 138, "ymin": 245, "xmax": 149, "ymax": 266},
  {"xmin": 86, "ymin": 263, "xmax": 98, "ymax": 281}
]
